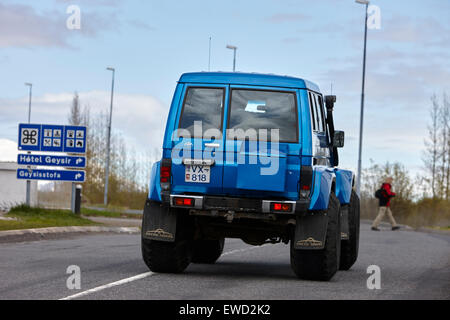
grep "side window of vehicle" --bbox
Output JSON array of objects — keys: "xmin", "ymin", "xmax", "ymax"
[
  {"xmin": 314, "ymin": 94, "xmax": 322, "ymax": 132},
  {"xmin": 308, "ymin": 92, "xmax": 317, "ymax": 131},
  {"xmin": 309, "ymin": 91, "xmax": 325, "ymax": 132},
  {"xmin": 315, "ymin": 94, "xmax": 326, "ymax": 133},
  {"xmin": 310, "ymin": 92, "xmax": 330, "ymax": 165}
]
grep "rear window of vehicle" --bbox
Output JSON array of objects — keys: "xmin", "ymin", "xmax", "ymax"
[
  {"xmin": 178, "ymin": 87, "xmax": 224, "ymax": 138},
  {"xmin": 227, "ymin": 89, "xmax": 298, "ymax": 142}
]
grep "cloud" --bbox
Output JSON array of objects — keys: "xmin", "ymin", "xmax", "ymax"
[
  {"xmin": 77, "ymin": 91, "xmax": 168, "ymax": 151},
  {"xmin": 0, "ymin": 55, "xmax": 9, "ymax": 64},
  {"xmin": 313, "ymin": 41, "xmax": 450, "ymax": 172},
  {"xmin": 282, "ymin": 37, "xmax": 302, "ymax": 44},
  {"xmin": 368, "ymin": 16, "xmax": 450, "ymax": 47},
  {"xmin": 55, "ymin": 0, "xmax": 121, "ymax": 7},
  {"xmin": 290, "ymin": 12, "xmax": 450, "ymax": 52},
  {"xmin": 0, "ymin": 3, "xmax": 68, "ymax": 48},
  {"xmin": 126, "ymin": 19, "xmax": 155, "ymax": 31},
  {"xmin": 265, "ymin": 13, "xmax": 310, "ymax": 24},
  {"xmin": 0, "ymin": 3, "xmax": 120, "ymax": 48},
  {"xmin": 0, "ymin": 139, "xmax": 18, "ymax": 162},
  {"xmin": 317, "ymin": 41, "xmax": 450, "ymax": 108}
]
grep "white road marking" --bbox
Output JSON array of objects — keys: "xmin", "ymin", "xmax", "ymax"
[
  {"xmin": 59, "ymin": 271, "xmax": 154, "ymax": 300},
  {"xmin": 59, "ymin": 244, "xmax": 266, "ymax": 300},
  {"xmin": 220, "ymin": 245, "xmax": 264, "ymax": 257}
]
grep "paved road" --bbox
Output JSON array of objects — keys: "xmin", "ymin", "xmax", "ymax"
[
  {"xmin": 83, "ymin": 216, "xmax": 141, "ymax": 227},
  {"xmin": 0, "ymin": 222, "xmax": 449, "ymax": 300}
]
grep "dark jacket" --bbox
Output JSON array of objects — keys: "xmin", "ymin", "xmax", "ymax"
[{"xmin": 379, "ymin": 183, "xmax": 396, "ymax": 207}]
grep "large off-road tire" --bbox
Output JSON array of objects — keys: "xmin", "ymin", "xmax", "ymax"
[
  {"xmin": 339, "ymin": 190, "xmax": 360, "ymax": 270},
  {"xmin": 191, "ymin": 238, "xmax": 225, "ymax": 264},
  {"xmin": 290, "ymin": 193, "xmax": 341, "ymax": 281},
  {"xmin": 141, "ymin": 209, "xmax": 193, "ymax": 273}
]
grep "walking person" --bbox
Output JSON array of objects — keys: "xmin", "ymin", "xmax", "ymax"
[{"xmin": 371, "ymin": 177, "xmax": 400, "ymax": 231}]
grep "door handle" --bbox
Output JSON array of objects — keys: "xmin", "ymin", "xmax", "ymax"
[{"xmin": 205, "ymin": 143, "xmax": 220, "ymax": 148}]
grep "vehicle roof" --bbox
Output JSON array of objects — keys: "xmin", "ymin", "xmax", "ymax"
[{"xmin": 178, "ymin": 72, "xmax": 320, "ymax": 92}]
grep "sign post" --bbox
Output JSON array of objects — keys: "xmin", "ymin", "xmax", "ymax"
[
  {"xmin": 17, "ymin": 123, "xmax": 87, "ymax": 212},
  {"xmin": 71, "ymin": 182, "xmax": 76, "ymax": 213},
  {"xmin": 25, "ymin": 82, "xmax": 32, "ymax": 207}
]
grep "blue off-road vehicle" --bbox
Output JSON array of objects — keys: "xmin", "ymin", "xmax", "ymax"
[{"xmin": 141, "ymin": 72, "xmax": 359, "ymax": 281}]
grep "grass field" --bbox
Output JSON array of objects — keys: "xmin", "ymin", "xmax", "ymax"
[{"xmin": 0, "ymin": 205, "xmax": 97, "ymax": 231}]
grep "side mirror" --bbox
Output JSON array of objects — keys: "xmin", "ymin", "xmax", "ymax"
[
  {"xmin": 325, "ymin": 95, "xmax": 336, "ymax": 111},
  {"xmin": 333, "ymin": 131, "xmax": 345, "ymax": 148}
]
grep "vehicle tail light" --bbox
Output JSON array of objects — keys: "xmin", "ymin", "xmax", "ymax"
[
  {"xmin": 173, "ymin": 197, "xmax": 194, "ymax": 207},
  {"xmin": 160, "ymin": 166, "xmax": 170, "ymax": 183},
  {"xmin": 271, "ymin": 202, "xmax": 292, "ymax": 212},
  {"xmin": 160, "ymin": 159, "xmax": 172, "ymax": 202},
  {"xmin": 299, "ymin": 165, "xmax": 313, "ymax": 198},
  {"xmin": 160, "ymin": 159, "xmax": 171, "ymax": 184}
]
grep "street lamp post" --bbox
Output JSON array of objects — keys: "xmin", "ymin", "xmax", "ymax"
[
  {"xmin": 24, "ymin": 82, "xmax": 32, "ymax": 206},
  {"xmin": 355, "ymin": 0, "xmax": 369, "ymax": 196},
  {"xmin": 208, "ymin": 37, "xmax": 212, "ymax": 71},
  {"xmin": 25, "ymin": 83, "xmax": 32, "ymax": 123},
  {"xmin": 104, "ymin": 67, "xmax": 115, "ymax": 206},
  {"xmin": 226, "ymin": 44, "xmax": 237, "ymax": 72}
]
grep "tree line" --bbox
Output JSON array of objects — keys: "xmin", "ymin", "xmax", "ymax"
[
  {"xmin": 67, "ymin": 92, "xmax": 159, "ymax": 209},
  {"xmin": 423, "ymin": 93, "xmax": 450, "ymax": 200}
]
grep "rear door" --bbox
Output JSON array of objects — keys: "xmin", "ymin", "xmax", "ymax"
[
  {"xmin": 170, "ymin": 84, "xmax": 228, "ymax": 195},
  {"xmin": 222, "ymin": 86, "xmax": 301, "ymax": 200}
]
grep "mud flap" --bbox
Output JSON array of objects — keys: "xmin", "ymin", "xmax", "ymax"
[
  {"xmin": 142, "ymin": 200, "xmax": 177, "ymax": 242},
  {"xmin": 340, "ymin": 206, "xmax": 349, "ymax": 240},
  {"xmin": 294, "ymin": 214, "xmax": 328, "ymax": 250}
]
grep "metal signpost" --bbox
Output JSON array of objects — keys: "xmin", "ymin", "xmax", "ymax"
[{"xmin": 17, "ymin": 123, "xmax": 87, "ymax": 213}]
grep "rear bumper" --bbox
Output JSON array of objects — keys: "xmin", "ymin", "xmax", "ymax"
[{"xmin": 169, "ymin": 194, "xmax": 309, "ymax": 214}]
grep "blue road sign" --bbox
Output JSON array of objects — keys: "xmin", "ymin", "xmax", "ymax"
[
  {"xmin": 17, "ymin": 168, "xmax": 85, "ymax": 182},
  {"xmin": 18, "ymin": 124, "xmax": 87, "ymax": 154},
  {"xmin": 41, "ymin": 124, "xmax": 64, "ymax": 152},
  {"xmin": 18, "ymin": 124, "xmax": 41, "ymax": 152},
  {"xmin": 64, "ymin": 125, "xmax": 86, "ymax": 153},
  {"xmin": 17, "ymin": 154, "xmax": 86, "ymax": 168}
]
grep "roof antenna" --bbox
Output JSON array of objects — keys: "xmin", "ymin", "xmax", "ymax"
[
  {"xmin": 208, "ymin": 36, "xmax": 212, "ymax": 71},
  {"xmin": 331, "ymin": 83, "xmax": 333, "ymax": 95}
]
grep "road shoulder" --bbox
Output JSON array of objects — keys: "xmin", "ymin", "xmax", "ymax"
[{"xmin": 0, "ymin": 225, "xmax": 139, "ymax": 243}]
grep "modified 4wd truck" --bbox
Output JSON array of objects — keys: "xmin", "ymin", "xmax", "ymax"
[{"xmin": 141, "ymin": 72, "xmax": 359, "ymax": 281}]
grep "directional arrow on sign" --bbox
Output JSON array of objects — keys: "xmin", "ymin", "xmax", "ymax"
[{"xmin": 75, "ymin": 173, "xmax": 82, "ymax": 180}]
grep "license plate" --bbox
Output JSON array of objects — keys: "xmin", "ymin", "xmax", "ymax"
[{"xmin": 185, "ymin": 165, "xmax": 210, "ymax": 183}]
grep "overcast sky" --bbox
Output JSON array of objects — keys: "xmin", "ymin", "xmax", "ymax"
[{"xmin": 1, "ymin": 0, "xmax": 449, "ymax": 176}]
